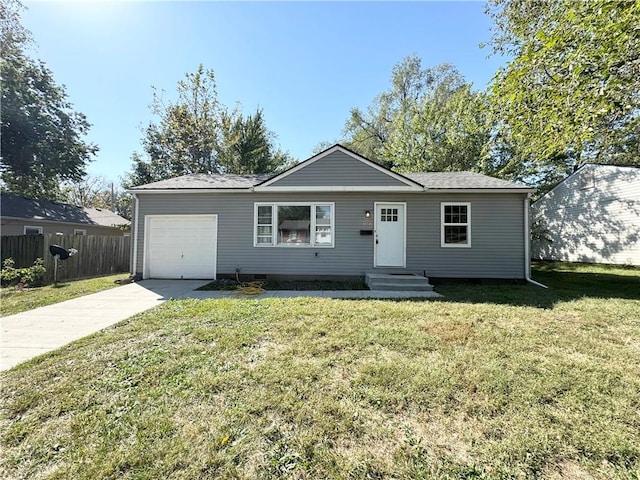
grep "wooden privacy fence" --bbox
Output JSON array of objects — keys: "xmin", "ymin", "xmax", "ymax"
[
  {"xmin": 1, "ymin": 234, "xmax": 131, "ymax": 283},
  {"xmin": 0, "ymin": 235, "xmax": 44, "ymax": 268}
]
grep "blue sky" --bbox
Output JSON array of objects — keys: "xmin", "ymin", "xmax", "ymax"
[{"xmin": 22, "ymin": 1, "xmax": 505, "ymax": 184}]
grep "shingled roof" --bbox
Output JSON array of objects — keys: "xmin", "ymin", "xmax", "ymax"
[
  {"xmin": 130, "ymin": 174, "xmax": 274, "ymax": 190},
  {"xmin": 403, "ymin": 172, "xmax": 529, "ymax": 190},
  {"xmin": 0, "ymin": 193, "xmax": 130, "ymax": 227},
  {"xmin": 129, "ymin": 171, "xmax": 529, "ymax": 191}
]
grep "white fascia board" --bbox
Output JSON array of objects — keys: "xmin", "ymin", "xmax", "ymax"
[
  {"xmin": 253, "ymin": 185, "xmax": 424, "ymax": 193},
  {"xmin": 257, "ymin": 145, "xmax": 423, "ymax": 190}
]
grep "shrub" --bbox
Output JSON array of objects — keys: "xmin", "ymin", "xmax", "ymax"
[
  {"xmin": 0, "ymin": 258, "xmax": 20, "ymax": 286},
  {"xmin": 1, "ymin": 258, "xmax": 46, "ymax": 288}
]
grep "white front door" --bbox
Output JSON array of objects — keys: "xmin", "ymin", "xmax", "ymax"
[{"xmin": 374, "ymin": 203, "xmax": 406, "ymax": 267}]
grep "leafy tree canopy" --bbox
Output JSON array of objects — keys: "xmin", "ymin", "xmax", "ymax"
[
  {"xmin": 0, "ymin": 0, "xmax": 97, "ymax": 199},
  {"xmin": 60, "ymin": 175, "xmax": 131, "ymax": 220},
  {"xmin": 342, "ymin": 55, "xmax": 491, "ymax": 173},
  {"xmin": 218, "ymin": 108, "xmax": 295, "ymax": 175},
  {"xmin": 486, "ymin": 0, "xmax": 640, "ymax": 185},
  {"xmin": 125, "ymin": 65, "xmax": 294, "ymax": 187}
]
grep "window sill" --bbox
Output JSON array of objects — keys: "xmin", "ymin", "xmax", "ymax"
[{"xmin": 254, "ymin": 244, "xmax": 335, "ymax": 249}]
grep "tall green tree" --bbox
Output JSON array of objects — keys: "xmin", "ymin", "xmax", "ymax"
[
  {"xmin": 343, "ymin": 55, "xmax": 427, "ymax": 168},
  {"xmin": 343, "ymin": 55, "xmax": 490, "ymax": 172},
  {"xmin": 0, "ymin": 0, "xmax": 97, "ymax": 199},
  {"xmin": 486, "ymin": 0, "xmax": 640, "ymax": 185},
  {"xmin": 218, "ymin": 108, "xmax": 295, "ymax": 174},
  {"xmin": 130, "ymin": 65, "xmax": 221, "ymax": 185},
  {"xmin": 386, "ymin": 82, "xmax": 490, "ymax": 173},
  {"xmin": 125, "ymin": 65, "xmax": 293, "ymax": 187}
]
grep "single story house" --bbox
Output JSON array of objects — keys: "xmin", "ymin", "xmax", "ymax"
[
  {"xmin": 1, "ymin": 193, "xmax": 130, "ymax": 236},
  {"xmin": 531, "ymin": 164, "xmax": 640, "ymax": 266},
  {"xmin": 129, "ymin": 144, "xmax": 535, "ymax": 281}
]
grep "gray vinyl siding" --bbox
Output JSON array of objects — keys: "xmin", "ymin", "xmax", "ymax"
[
  {"xmin": 269, "ymin": 151, "xmax": 409, "ymax": 187},
  {"xmin": 135, "ymin": 192, "xmax": 527, "ymax": 279},
  {"xmin": 531, "ymin": 165, "xmax": 640, "ymax": 265}
]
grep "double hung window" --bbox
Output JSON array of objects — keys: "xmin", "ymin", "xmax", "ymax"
[
  {"xmin": 254, "ymin": 203, "xmax": 334, "ymax": 247},
  {"xmin": 441, "ymin": 202, "xmax": 471, "ymax": 247}
]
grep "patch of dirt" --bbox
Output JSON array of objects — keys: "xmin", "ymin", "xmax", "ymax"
[{"xmin": 246, "ymin": 337, "xmax": 275, "ymax": 368}]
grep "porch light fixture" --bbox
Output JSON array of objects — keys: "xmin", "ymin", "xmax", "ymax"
[{"xmin": 364, "ymin": 210, "xmax": 371, "ymax": 218}]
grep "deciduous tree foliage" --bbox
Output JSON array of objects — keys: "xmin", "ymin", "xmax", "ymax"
[
  {"xmin": 125, "ymin": 66, "xmax": 293, "ymax": 187},
  {"xmin": 218, "ymin": 108, "xmax": 295, "ymax": 175},
  {"xmin": 60, "ymin": 175, "xmax": 131, "ymax": 220},
  {"xmin": 486, "ymin": 0, "xmax": 640, "ymax": 185},
  {"xmin": 343, "ymin": 55, "xmax": 490, "ymax": 173},
  {"xmin": 0, "ymin": 0, "xmax": 97, "ymax": 199}
]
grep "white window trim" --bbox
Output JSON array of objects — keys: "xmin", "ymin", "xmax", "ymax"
[
  {"xmin": 441, "ymin": 202, "xmax": 471, "ymax": 248},
  {"xmin": 255, "ymin": 204, "xmax": 274, "ymax": 246},
  {"xmin": 24, "ymin": 225, "xmax": 43, "ymax": 235},
  {"xmin": 253, "ymin": 202, "xmax": 335, "ymax": 248},
  {"xmin": 74, "ymin": 229, "xmax": 87, "ymax": 236}
]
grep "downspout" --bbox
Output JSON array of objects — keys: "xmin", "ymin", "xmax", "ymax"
[
  {"xmin": 524, "ymin": 193, "xmax": 548, "ymax": 288},
  {"xmin": 131, "ymin": 193, "xmax": 139, "ymax": 278}
]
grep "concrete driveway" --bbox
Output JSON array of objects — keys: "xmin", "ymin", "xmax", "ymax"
[
  {"xmin": 1, "ymin": 280, "xmax": 441, "ymax": 371},
  {"xmin": 0, "ymin": 280, "xmax": 207, "ymax": 371}
]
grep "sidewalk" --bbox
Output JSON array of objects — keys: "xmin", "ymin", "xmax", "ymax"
[{"xmin": 1, "ymin": 280, "xmax": 441, "ymax": 370}]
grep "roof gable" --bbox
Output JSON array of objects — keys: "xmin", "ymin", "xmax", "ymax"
[
  {"xmin": 255, "ymin": 145, "xmax": 423, "ymax": 191},
  {"xmin": 533, "ymin": 164, "xmax": 640, "ymax": 204}
]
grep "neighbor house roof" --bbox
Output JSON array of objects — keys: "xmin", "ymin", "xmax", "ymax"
[
  {"xmin": 279, "ymin": 220, "xmax": 311, "ymax": 230},
  {"xmin": 0, "ymin": 193, "xmax": 130, "ymax": 227}
]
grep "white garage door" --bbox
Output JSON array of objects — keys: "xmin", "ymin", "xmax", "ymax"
[{"xmin": 145, "ymin": 215, "xmax": 217, "ymax": 279}]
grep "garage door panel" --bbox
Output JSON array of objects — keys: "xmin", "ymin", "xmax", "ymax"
[{"xmin": 146, "ymin": 215, "xmax": 217, "ymax": 279}]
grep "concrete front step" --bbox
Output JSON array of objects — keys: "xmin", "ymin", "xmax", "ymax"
[
  {"xmin": 368, "ymin": 282, "xmax": 434, "ymax": 292},
  {"xmin": 365, "ymin": 273, "xmax": 434, "ymax": 292}
]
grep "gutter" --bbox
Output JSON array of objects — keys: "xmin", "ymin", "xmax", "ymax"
[
  {"xmin": 131, "ymin": 193, "xmax": 139, "ymax": 276},
  {"xmin": 524, "ymin": 194, "xmax": 548, "ymax": 288}
]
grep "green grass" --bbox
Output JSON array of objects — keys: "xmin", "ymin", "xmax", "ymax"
[
  {"xmin": 0, "ymin": 274, "xmax": 130, "ymax": 317},
  {"xmin": 1, "ymin": 263, "xmax": 639, "ymax": 479}
]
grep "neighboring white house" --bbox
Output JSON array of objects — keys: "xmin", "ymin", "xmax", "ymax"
[{"xmin": 531, "ymin": 164, "xmax": 640, "ymax": 266}]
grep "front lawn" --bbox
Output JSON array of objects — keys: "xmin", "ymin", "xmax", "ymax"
[
  {"xmin": 0, "ymin": 274, "xmax": 130, "ymax": 317},
  {"xmin": 1, "ymin": 263, "xmax": 639, "ymax": 479}
]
